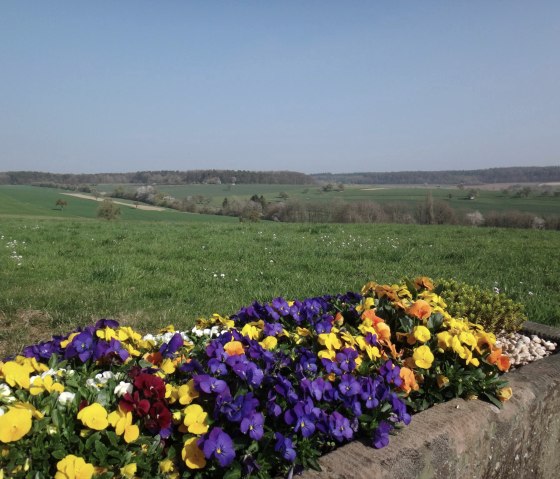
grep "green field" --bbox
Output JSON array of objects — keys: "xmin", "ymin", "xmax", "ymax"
[
  {"xmin": 1, "ymin": 185, "xmax": 559, "ymax": 357},
  {"xmin": 96, "ymin": 183, "xmax": 560, "ymax": 216},
  {"xmin": 0, "ymin": 185, "xmax": 236, "ymax": 223}
]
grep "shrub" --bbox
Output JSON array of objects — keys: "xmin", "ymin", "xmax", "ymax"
[
  {"xmin": 96, "ymin": 199, "xmax": 120, "ymax": 220},
  {"xmin": 435, "ymin": 279, "xmax": 526, "ymax": 332}
]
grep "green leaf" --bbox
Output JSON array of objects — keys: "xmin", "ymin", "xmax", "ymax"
[
  {"xmin": 482, "ymin": 392, "xmax": 504, "ymax": 409},
  {"xmin": 95, "ymin": 440, "xmax": 108, "ymax": 464},
  {"xmin": 223, "ymin": 464, "xmax": 242, "ymax": 479},
  {"xmin": 398, "ymin": 316, "xmax": 413, "ymax": 332},
  {"xmin": 51, "ymin": 449, "xmax": 68, "ymax": 460},
  {"xmin": 106, "ymin": 430, "xmax": 119, "ymax": 448},
  {"xmin": 427, "ymin": 313, "xmax": 444, "ymax": 331}
]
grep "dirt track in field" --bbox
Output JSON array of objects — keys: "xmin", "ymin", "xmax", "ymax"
[{"xmin": 61, "ymin": 193, "xmax": 165, "ymax": 211}]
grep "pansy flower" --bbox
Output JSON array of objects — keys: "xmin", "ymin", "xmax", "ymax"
[{"xmin": 201, "ymin": 427, "xmax": 235, "ymax": 467}]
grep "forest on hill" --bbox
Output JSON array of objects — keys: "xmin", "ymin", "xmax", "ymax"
[
  {"xmin": 0, "ymin": 166, "xmax": 558, "ymax": 187},
  {"xmin": 0, "ymin": 169, "xmax": 315, "ymax": 186},
  {"xmin": 312, "ymin": 166, "xmax": 560, "ymax": 185}
]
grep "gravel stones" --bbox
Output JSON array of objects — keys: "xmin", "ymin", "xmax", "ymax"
[{"xmin": 496, "ymin": 331, "xmax": 557, "ymax": 368}]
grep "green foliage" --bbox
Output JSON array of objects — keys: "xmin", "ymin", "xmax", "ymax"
[
  {"xmin": 96, "ymin": 199, "xmax": 121, "ymax": 220},
  {"xmin": 436, "ymin": 279, "xmax": 527, "ymax": 333}
]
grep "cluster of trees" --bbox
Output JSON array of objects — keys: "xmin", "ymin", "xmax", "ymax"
[
  {"xmin": 3, "ymin": 166, "xmax": 559, "ymax": 187},
  {"xmin": 159, "ymin": 189, "xmax": 556, "ymax": 230},
  {"xmin": 0, "ymin": 169, "xmax": 315, "ymax": 186},
  {"xmin": 312, "ymin": 166, "xmax": 560, "ymax": 185},
  {"xmin": 257, "ymin": 198, "xmax": 560, "ymax": 230}
]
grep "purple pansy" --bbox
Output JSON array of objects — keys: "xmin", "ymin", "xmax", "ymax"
[
  {"xmin": 274, "ymin": 433, "xmax": 296, "ymax": 462},
  {"xmin": 372, "ymin": 420, "xmax": 393, "ymax": 449},
  {"xmin": 328, "ymin": 411, "xmax": 354, "ymax": 442},
  {"xmin": 240, "ymin": 412, "xmax": 264, "ymax": 440},
  {"xmin": 158, "ymin": 332, "xmax": 184, "ymax": 358},
  {"xmin": 202, "ymin": 427, "xmax": 235, "ymax": 467},
  {"xmin": 338, "ymin": 374, "xmax": 361, "ymax": 397}
]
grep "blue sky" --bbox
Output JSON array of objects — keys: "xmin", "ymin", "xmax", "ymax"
[{"xmin": 1, "ymin": 1, "xmax": 559, "ymax": 174}]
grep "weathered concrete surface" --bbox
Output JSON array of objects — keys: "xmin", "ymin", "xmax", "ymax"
[{"xmin": 300, "ymin": 322, "xmax": 560, "ymax": 479}]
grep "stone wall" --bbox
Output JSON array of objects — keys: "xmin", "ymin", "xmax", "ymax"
[{"xmin": 300, "ymin": 322, "xmax": 560, "ymax": 479}]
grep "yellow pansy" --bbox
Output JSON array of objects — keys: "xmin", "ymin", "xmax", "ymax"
[
  {"xmin": 122, "ymin": 343, "xmax": 142, "ymax": 357},
  {"xmin": 459, "ymin": 331, "xmax": 477, "ymax": 349},
  {"xmin": 295, "ymin": 327, "xmax": 311, "ymax": 337},
  {"xmin": 475, "ymin": 330, "xmax": 496, "ymax": 352},
  {"xmin": 356, "ymin": 296, "xmax": 375, "ymax": 313},
  {"xmin": 177, "ymin": 380, "xmax": 199, "ymax": 405},
  {"xmin": 358, "ymin": 323, "xmax": 376, "ymax": 336},
  {"xmin": 117, "ymin": 326, "xmax": 143, "ymax": 342},
  {"xmin": 210, "ymin": 314, "xmax": 234, "ymax": 329},
  {"xmin": 451, "ymin": 336, "xmax": 467, "ymax": 358},
  {"xmin": 317, "ymin": 349, "xmax": 336, "ymax": 361},
  {"xmin": 108, "ymin": 407, "xmax": 139, "ymax": 443},
  {"xmin": 0, "ymin": 362, "xmax": 30, "ymax": 389},
  {"xmin": 182, "ymin": 404, "xmax": 208, "ymax": 435},
  {"xmin": 182, "ymin": 437, "xmax": 206, "ymax": 469},
  {"xmin": 11, "ymin": 401, "xmax": 43, "ymax": 419},
  {"xmin": 318, "ymin": 332, "xmax": 342, "ymax": 351},
  {"xmin": 29, "ymin": 375, "xmax": 64, "ymax": 396},
  {"xmin": 60, "ymin": 332, "xmax": 79, "ymax": 349},
  {"xmin": 437, "ymin": 374, "xmax": 449, "ymax": 389},
  {"xmin": 412, "ymin": 325, "xmax": 431, "ymax": 343},
  {"xmin": 437, "ymin": 331, "xmax": 453, "ymax": 350},
  {"xmin": 259, "ymin": 336, "xmax": 278, "ymax": 350},
  {"xmin": 0, "ymin": 407, "xmax": 32, "ymax": 443},
  {"xmin": 497, "ymin": 387, "xmax": 513, "ymax": 402},
  {"xmin": 96, "ymin": 327, "xmax": 119, "ymax": 341},
  {"xmin": 55, "ymin": 454, "xmax": 95, "ymax": 479},
  {"xmin": 241, "ymin": 323, "xmax": 261, "ymax": 340},
  {"xmin": 340, "ymin": 331, "xmax": 357, "ymax": 347},
  {"xmin": 120, "ymin": 463, "xmax": 137, "ymax": 478},
  {"xmin": 412, "ymin": 345, "xmax": 434, "ymax": 369},
  {"xmin": 77, "ymin": 403, "xmax": 109, "ymax": 431},
  {"xmin": 159, "ymin": 459, "xmax": 175, "ymax": 473},
  {"xmin": 355, "ymin": 336, "xmax": 381, "ymax": 360},
  {"xmin": 463, "ymin": 349, "xmax": 480, "ymax": 367},
  {"xmin": 16, "ymin": 356, "xmax": 49, "ymax": 375},
  {"xmin": 160, "ymin": 359, "xmax": 176, "ymax": 375}
]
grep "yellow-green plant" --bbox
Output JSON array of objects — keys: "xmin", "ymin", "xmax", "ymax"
[{"xmin": 435, "ymin": 279, "xmax": 526, "ymax": 333}]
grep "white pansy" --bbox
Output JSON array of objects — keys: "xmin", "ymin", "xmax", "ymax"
[
  {"xmin": 0, "ymin": 383, "xmax": 16, "ymax": 404},
  {"xmin": 114, "ymin": 381, "xmax": 133, "ymax": 397},
  {"xmin": 57, "ymin": 391, "xmax": 76, "ymax": 406},
  {"xmin": 86, "ymin": 378, "xmax": 100, "ymax": 390},
  {"xmin": 0, "ymin": 383, "xmax": 12, "ymax": 397},
  {"xmin": 94, "ymin": 371, "xmax": 115, "ymax": 384}
]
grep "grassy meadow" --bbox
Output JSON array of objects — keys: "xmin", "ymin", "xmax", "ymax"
[{"xmin": 1, "ymin": 192, "xmax": 559, "ymax": 357}]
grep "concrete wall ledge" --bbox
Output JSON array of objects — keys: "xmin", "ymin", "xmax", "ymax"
[{"xmin": 300, "ymin": 321, "xmax": 560, "ymax": 479}]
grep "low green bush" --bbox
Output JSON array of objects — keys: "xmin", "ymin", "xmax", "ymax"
[{"xmin": 435, "ymin": 279, "xmax": 526, "ymax": 333}]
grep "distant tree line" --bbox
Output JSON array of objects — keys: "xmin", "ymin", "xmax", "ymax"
[
  {"xmin": 2, "ymin": 166, "xmax": 559, "ymax": 187},
  {"xmin": 0, "ymin": 169, "xmax": 315, "ymax": 186},
  {"xmin": 312, "ymin": 166, "xmax": 560, "ymax": 185},
  {"xmin": 255, "ymin": 198, "xmax": 560, "ymax": 230}
]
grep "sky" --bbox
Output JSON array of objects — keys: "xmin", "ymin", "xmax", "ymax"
[{"xmin": 1, "ymin": 1, "xmax": 559, "ymax": 174}]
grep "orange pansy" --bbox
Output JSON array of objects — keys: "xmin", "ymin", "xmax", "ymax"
[
  {"xmin": 224, "ymin": 341, "xmax": 244, "ymax": 356},
  {"xmin": 407, "ymin": 300, "xmax": 432, "ymax": 320}
]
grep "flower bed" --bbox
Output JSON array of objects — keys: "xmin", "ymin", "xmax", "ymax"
[{"xmin": 0, "ymin": 278, "xmax": 513, "ymax": 478}]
